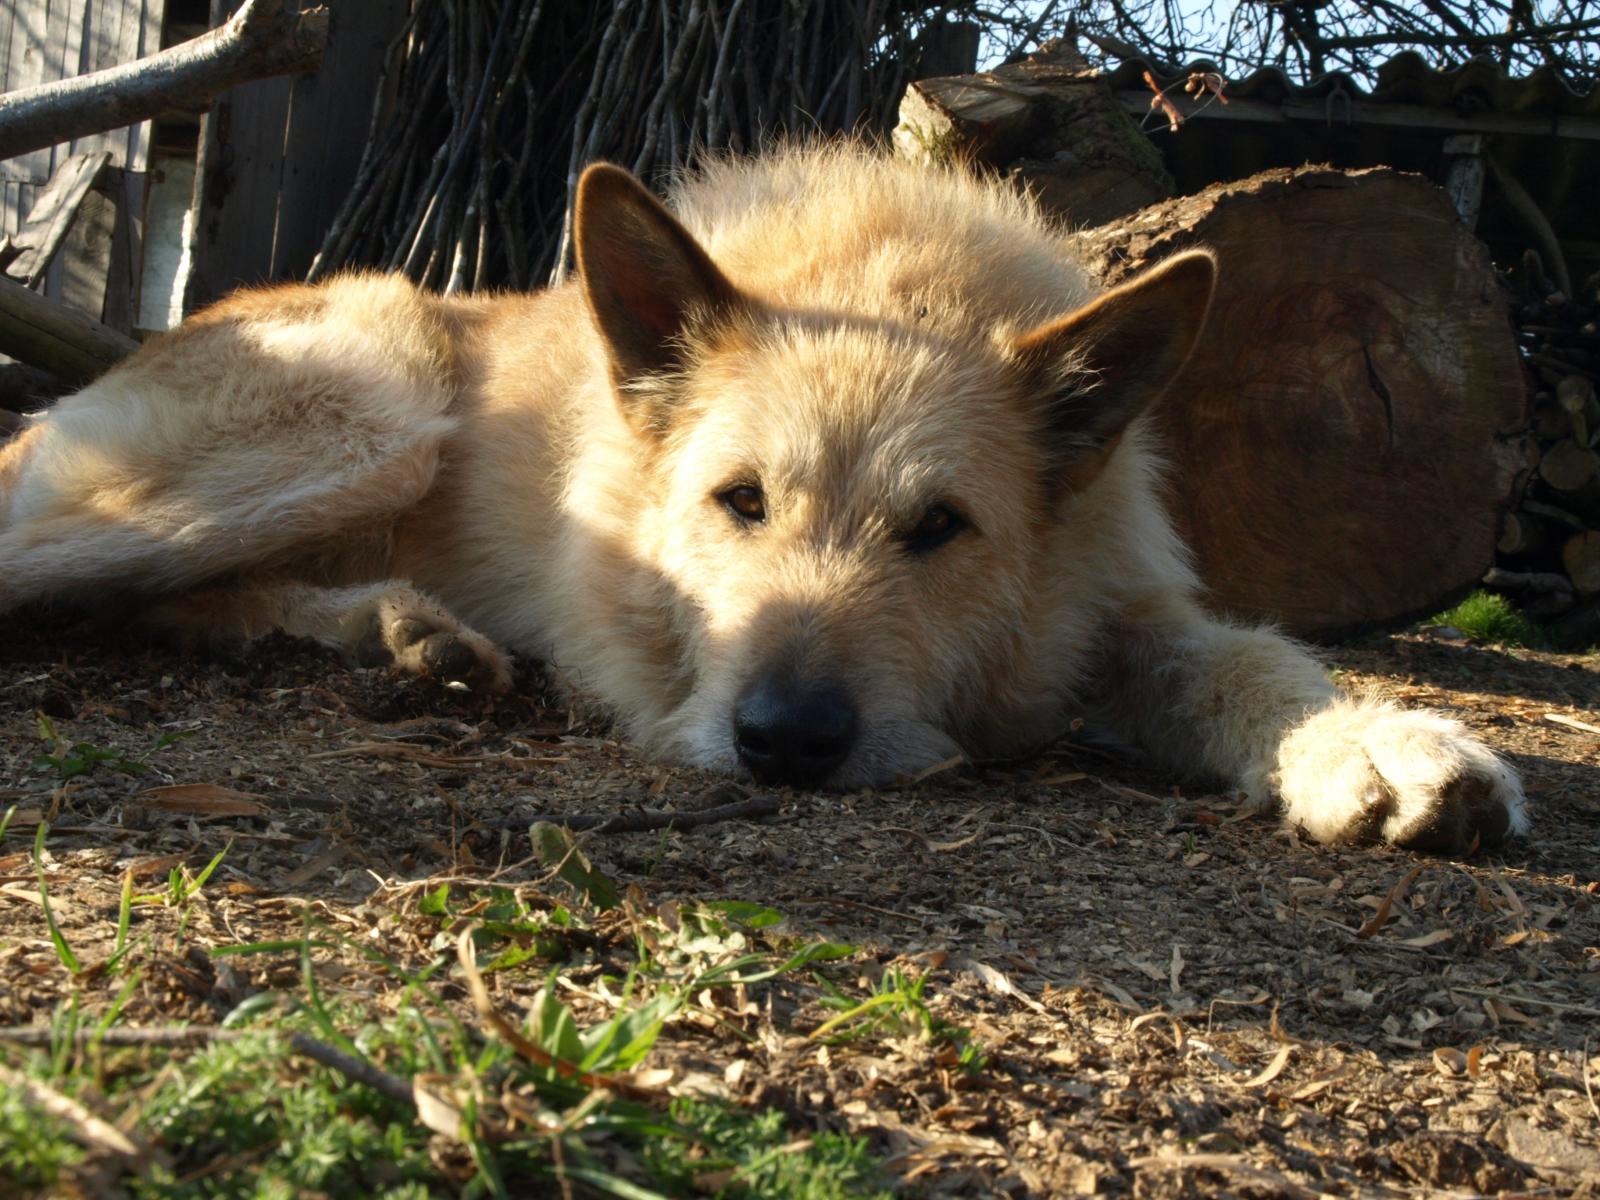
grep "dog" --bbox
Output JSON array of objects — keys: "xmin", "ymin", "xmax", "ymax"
[{"xmin": 0, "ymin": 144, "xmax": 1525, "ymax": 851}]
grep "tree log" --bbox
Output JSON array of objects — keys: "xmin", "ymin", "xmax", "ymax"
[
  {"xmin": 894, "ymin": 44, "xmax": 1172, "ymax": 229},
  {"xmin": 1563, "ymin": 531, "xmax": 1600, "ymax": 594},
  {"xmin": 0, "ymin": 0, "xmax": 328, "ymax": 164},
  {"xmin": 0, "ymin": 276, "xmax": 138, "ymax": 384},
  {"xmin": 1497, "ymin": 511, "xmax": 1557, "ymax": 559},
  {"xmin": 1071, "ymin": 166, "xmax": 1527, "ymax": 638},
  {"xmin": 1539, "ymin": 438, "xmax": 1600, "ymax": 492}
]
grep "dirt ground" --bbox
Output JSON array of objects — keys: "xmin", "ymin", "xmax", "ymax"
[{"xmin": 2, "ymin": 613, "xmax": 1598, "ymax": 1197}]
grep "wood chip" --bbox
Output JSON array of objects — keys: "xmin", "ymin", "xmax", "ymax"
[{"xmin": 1543, "ymin": 711, "xmax": 1600, "ymax": 736}]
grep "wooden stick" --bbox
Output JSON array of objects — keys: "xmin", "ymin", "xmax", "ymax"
[
  {"xmin": 500, "ymin": 793, "xmax": 780, "ymax": 834},
  {"xmin": 0, "ymin": 0, "xmax": 328, "ymax": 164},
  {"xmin": 0, "ymin": 1024, "xmax": 414, "ymax": 1105}
]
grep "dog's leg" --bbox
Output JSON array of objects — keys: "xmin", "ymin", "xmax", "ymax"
[
  {"xmin": 1101, "ymin": 595, "xmax": 1526, "ymax": 851},
  {"xmin": 144, "ymin": 580, "xmax": 513, "ymax": 693},
  {"xmin": 0, "ymin": 275, "xmax": 460, "ymax": 616}
]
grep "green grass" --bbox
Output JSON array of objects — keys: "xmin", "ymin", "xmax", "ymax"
[
  {"xmin": 5, "ymin": 827, "xmax": 903, "ymax": 1198},
  {"xmin": 1426, "ymin": 590, "xmax": 1539, "ymax": 647},
  {"xmin": 811, "ymin": 964, "xmax": 987, "ymax": 1072},
  {"xmin": 29, "ymin": 712, "xmax": 194, "ymax": 781}
]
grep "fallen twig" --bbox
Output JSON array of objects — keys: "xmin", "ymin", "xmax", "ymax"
[
  {"xmin": 1445, "ymin": 988, "xmax": 1600, "ymax": 1018},
  {"xmin": 1585, "ymin": 1035, "xmax": 1598, "ymax": 1126},
  {"xmin": 500, "ymin": 793, "xmax": 780, "ymax": 834},
  {"xmin": 0, "ymin": 1024, "xmax": 413, "ymax": 1105},
  {"xmin": 1544, "ymin": 711, "xmax": 1600, "ymax": 737},
  {"xmin": 455, "ymin": 925, "xmax": 667, "ymax": 1102},
  {"xmin": 0, "ymin": 1061, "xmax": 151, "ymax": 1160}
]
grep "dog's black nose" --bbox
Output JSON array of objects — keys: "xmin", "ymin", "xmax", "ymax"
[{"xmin": 734, "ymin": 675, "xmax": 858, "ymax": 787}]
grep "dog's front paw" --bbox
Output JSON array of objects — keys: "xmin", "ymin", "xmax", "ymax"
[
  {"xmin": 1272, "ymin": 700, "xmax": 1527, "ymax": 852},
  {"xmin": 352, "ymin": 599, "xmax": 513, "ymax": 693}
]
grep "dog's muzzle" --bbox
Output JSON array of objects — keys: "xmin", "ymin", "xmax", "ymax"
[{"xmin": 733, "ymin": 672, "xmax": 858, "ymax": 788}]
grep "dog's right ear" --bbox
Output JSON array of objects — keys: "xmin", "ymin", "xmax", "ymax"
[
  {"xmin": 1012, "ymin": 249, "xmax": 1215, "ymax": 478},
  {"xmin": 575, "ymin": 163, "xmax": 743, "ymax": 397}
]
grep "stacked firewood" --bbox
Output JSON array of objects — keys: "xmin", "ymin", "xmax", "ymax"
[{"xmin": 1490, "ymin": 253, "xmax": 1600, "ymax": 641}]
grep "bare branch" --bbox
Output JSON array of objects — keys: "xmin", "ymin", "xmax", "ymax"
[{"xmin": 0, "ymin": 0, "xmax": 328, "ymax": 164}]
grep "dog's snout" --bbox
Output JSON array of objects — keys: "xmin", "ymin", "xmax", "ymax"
[{"xmin": 734, "ymin": 675, "xmax": 858, "ymax": 787}]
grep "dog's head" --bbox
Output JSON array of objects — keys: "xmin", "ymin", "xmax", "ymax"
[{"xmin": 574, "ymin": 162, "xmax": 1214, "ymax": 788}]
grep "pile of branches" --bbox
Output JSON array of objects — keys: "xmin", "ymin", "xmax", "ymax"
[
  {"xmin": 308, "ymin": 0, "xmax": 994, "ymax": 292},
  {"xmin": 979, "ymin": 0, "xmax": 1600, "ymax": 89}
]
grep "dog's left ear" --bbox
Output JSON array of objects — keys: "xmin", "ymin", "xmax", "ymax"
[
  {"xmin": 575, "ymin": 163, "xmax": 744, "ymax": 395},
  {"xmin": 1012, "ymin": 249, "xmax": 1215, "ymax": 467}
]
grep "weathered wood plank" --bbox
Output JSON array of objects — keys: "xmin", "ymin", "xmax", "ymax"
[
  {"xmin": 56, "ymin": 183, "xmax": 116, "ymax": 323},
  {"xmin": 188, "ymin": 1, "xmax": 404, "ymax": 305},
  {"xmin": 0, "ymin": 150, "xmax": 110, "ymax": 285},
  {"xmin": 269, "ymin": 0, "xmax": 408, "ymax": 280},
  {"xmin": 3, "ymin": 0, "xmax": 56, "ymax": 184}
]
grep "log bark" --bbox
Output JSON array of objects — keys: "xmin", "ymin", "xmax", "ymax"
[
  {"xmin": 0, "ymin": 276, "xmax": 138, "ymax": 384},
  {"xmin": 0, "ymin": 0, "xmax": 328, "ymax": 164},
  {"xmin": 1071, "ymin": 166, "xmax": 1527, "ymax": 638},
  {"xmin": 894, "ymin": 44, "xmax": 1172, "ymax": 229}
]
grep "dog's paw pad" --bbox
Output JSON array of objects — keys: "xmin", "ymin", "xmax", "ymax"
[
  {"xmin": 357, "ymin": 607, "xmax": 513, "ymax": 693},
  {"xmin": 1275, "ymin": 702, "xmax": 1526, "ymax": 853},
  {"xmin": 418, "ymin": 631, "xmax": 485, "ymax": 686}
]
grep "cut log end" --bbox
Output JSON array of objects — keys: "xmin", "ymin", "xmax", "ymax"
[{"xmin": 1072, "ymin": 166, "xmax": 1525, "ymax": 637}]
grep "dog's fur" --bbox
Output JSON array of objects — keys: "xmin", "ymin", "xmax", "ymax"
[{"xmin": 0, "ymin": 144, "xmax": 1525, "ymax": 850}]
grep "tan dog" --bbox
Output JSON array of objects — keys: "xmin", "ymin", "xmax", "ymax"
[{"xmin": 0, "ymin": 145, "xmax": 1523, "ymax": 850}]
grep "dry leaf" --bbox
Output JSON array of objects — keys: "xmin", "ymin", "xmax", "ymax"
[
  {"xmin": 1484, "ymin": 997, "xmax": 1541, "ymax": 1027},
  {"xmin": 1288, "ymin": 1067, "xmax": 1354, "ymax": 1101},
  {"xmin": 1237, "ymin": 1045, "xmax": 1293, "ymax": 1089},
  {"xmin": 1434, "ymin": 1047, "xmax": 1468, "ymax": 1076},
  {"xmin": 127, "ymin": 853, "xmax": 188, "ymax": 879},
  {"xmin": 281, "ymin": 846, "xmax": 345, "ymax": 889},
  {"xmin": 1128, "ymin": 1010, "xmax": 1186, "ymax": 1052},
  {"xmin": 1401, "ymin": 929, "xmax": 1454, "ymax": 948},
  {"xmin": 965, "ymin": 959, "xmax": 1050, "ymax": 1015},
  {"xmin": 413, "ymin": 1073, "xmax": 470, "ymax": 1138},
  {"xmin": 139, "ymin": 784, "xmax": 265, "ymax": 816},
  {"xmin": 1356, "ymin": 864, "xmax": 1424, "ymax": 938}
]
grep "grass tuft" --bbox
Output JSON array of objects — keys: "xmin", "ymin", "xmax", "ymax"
[
  {"xmin": 1426, "ymin": 590, "xmax": 1538, "ymax": 647},
  {"xmin": 5, "ymin": 860, "xmax": 895, "ymax": 1197}
]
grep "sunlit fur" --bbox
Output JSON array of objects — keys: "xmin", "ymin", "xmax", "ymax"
[{"xmin": 0, "ymin": 143, "xmax": 1524, "ymax": 849}]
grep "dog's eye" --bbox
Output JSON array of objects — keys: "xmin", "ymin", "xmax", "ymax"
[
  {"xmin": 903, "ymin": 503, "xmax": 964, "ymax": 554},
  {"xmin": 719, "ymin": 485, "xmax": 766, "ymax": 524}
]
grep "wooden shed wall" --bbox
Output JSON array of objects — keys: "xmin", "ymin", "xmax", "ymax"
[{"xmin": 186, "ymin": 0, "xmax": 409, "ymax": 308}]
